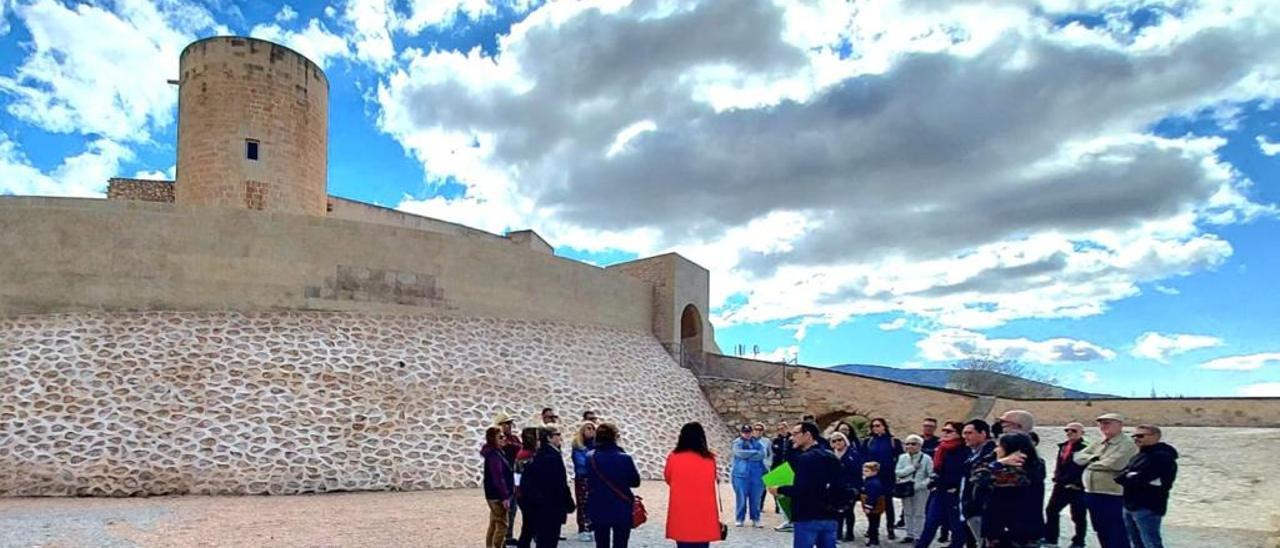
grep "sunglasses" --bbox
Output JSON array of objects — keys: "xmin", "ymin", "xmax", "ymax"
[
  {"xmin": 904, "ymin": 442, "xmax": 920, "ymax": 446},
  {"xmin": 1064, "ymin": 429, "xmax": 1081, "ymax": 433},
  {"xmin": 940, "ymin": 429, "xmax": 956, "ymax": 433},
  {"xmin": 1131, "ymin": 433, "xmax": 1148, "ymax": 439}
]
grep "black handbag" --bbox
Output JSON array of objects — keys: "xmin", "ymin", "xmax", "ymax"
[
  {"xmin": 893, "ymin": 480, "xmax": 916, "ymax": 498},
  {"xmin": 716, "ymin": 477, "xmax": 729, "ymax": 540}
]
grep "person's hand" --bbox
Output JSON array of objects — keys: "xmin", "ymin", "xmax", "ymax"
[
  {"xmin": 767, "ymin": 486, "xmax": 779, "ymax": 495},
  {"xmin": 503, "ymin": 499, "xmax": 511, "ymax": 511},
  {"xmin": 997, "ymin": 451, "xmax": 1026, "ymax": 467}
]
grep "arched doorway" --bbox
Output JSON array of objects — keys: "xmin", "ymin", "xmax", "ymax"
[{"xmin": 679, "ymin": 304, "xmax": 703, "ymax": 367}]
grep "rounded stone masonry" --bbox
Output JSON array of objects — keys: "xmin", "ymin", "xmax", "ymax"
[{"xmin": 176, "ymin": 36, "xmax": 328, "ymax": 216}]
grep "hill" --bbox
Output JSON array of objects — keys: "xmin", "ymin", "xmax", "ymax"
[{"xmin": 829, "ymin": 363, "xmax": 1117, "ymax": 399}]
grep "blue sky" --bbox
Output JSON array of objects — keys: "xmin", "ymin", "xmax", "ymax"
[{"xmin": 1, "ymin": 0, "xmax": 1277, "ymax": 397}]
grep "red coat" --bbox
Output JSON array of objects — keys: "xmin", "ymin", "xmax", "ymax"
[{"xmin": 664, "ymin": 451, "xmax": 721, "ymax": 542}]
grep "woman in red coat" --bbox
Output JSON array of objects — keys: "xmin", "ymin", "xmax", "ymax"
[{"xmin": 664, "ymin": 422, "xmax": 723, "ymax": 548}]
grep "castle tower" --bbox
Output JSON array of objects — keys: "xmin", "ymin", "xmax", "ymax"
[{"xmin": 175, "ymin": 36, "xmax": 329, "ymax": 216}]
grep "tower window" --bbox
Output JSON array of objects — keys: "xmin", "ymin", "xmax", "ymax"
[{"xmin": 246, "ymin": 140, "xmax": 260, "ymax": 160}]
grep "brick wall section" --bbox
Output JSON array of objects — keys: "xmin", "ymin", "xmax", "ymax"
[
  {"xmin": 106, "ymin": 178, "xmax": 175, "ymax": 203},
  {"xmin": 176, "ymin": 37, "xmax": 328, "ymax": 216},
  {"xmin": 700, "ymin": 378, "xmax": 810, "ymax": 428},
  {"xmin": 995, "ymin": 397, "xmax": 1280, "ymax": 427}
]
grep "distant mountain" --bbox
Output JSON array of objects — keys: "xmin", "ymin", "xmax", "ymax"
[{"xmin": 829, "ymin": 363, "xmax": 1117, "ymax": 399}]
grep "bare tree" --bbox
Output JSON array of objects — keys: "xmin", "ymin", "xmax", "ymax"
[{"xmin": 949, "ymin": 356, "xmax": 1061, "ymax": 398}]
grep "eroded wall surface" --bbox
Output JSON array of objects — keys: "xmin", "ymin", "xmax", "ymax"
[
  {"xmin": 0, "ymin": 197, "xmax": 651, "ymax": 333},
  {"xmin": 0, "ymin": 311, "xmax": 733, "ymax": 496}
]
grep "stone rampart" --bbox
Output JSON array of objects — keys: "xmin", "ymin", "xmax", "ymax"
[
  {"xmin": 0, "ymin": 311, "xmax": 734, "ymax": 496},
  {"xmin": 106, "ymin": 178, "xmax": 174, "ymax": 203},
  {"xmin": 0, "ymin": 197, "xmax": 651, "ymax": 332},
  {"xmin": 699, "ymin": 356, "xmax": 1279, "ymax": 430}
]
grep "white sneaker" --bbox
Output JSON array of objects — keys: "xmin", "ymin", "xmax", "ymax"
[
  {"xmin": 576, "ymin": 531, "xmax": 592, "ymax": 543},
  {"xmin": 752, "ymin": 521, "xmax": 762, "ymax": 528},
  {"xmin": 735, "ymin": 521, "xmax": 744, "ymax": 527},
  {"xmin": 775, "ymin": 521, "xmax": 793, "ymax": 531}
]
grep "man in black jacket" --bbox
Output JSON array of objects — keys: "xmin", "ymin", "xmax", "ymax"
[
  {"xmin": 770, "ymin": 421, "xmax": 842, "ymax": 548},
  {"xmin": 520, "ymin": 426, "xmax": 576, "ymax": 548},
  {"xmin": 960, "ymin": 419, "xmax": 996, "ymax": 548},
  {"xmin": 1045, "ymin": 422, "xmax": 1089, "ymax": 548},
  {"xmin": 1115, "ymin": 425, "xmax": 1177, "ymax": 548},
  {"xmin": 771, "ymin": 421, "xmax": 794, "ymax": 530}
]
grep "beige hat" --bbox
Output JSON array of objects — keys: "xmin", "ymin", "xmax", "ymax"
[
  {"xmin": 493, "ymin": 412, "xmax": 515, "ymax": 426},
  {"xmin": 1095, "ymin": 412, "xmax": 1125, "ymax": 422}
]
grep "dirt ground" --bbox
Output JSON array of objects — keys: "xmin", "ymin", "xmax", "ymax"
[{"xmin": 1, "ymin": 427, "xmax": 1276, "ymax": 547}]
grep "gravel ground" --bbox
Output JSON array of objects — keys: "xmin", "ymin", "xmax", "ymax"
[{"xmin": 0, "ymin": 427, "xmax": 1276, "ymax": 547}]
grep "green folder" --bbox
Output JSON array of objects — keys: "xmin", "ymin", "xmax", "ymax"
[{"xmin": 762, "ymin": 463, "xmax": 795, "ymax": 520}]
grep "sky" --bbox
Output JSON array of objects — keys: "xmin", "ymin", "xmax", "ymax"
[{"xmin": 1, "ymin": 0, "xmax": 1277, "ymax": 398}]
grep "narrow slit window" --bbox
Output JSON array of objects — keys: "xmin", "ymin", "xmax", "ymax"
[{"xmin": 246, "ymin": 140, "xmax": 260, "ymax": 160}]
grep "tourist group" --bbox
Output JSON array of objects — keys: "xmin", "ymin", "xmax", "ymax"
[{"xmin": 479, "ymin": 408, "xmax": 1177, "ymax": 548}]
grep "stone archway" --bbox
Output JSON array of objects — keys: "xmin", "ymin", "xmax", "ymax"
[{"xmin": 679, "ymin": 304, "xmax": 703, "ymax": 362}]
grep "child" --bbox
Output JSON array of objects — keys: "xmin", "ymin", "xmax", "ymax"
[{"xmin": 861, "ymin": 461, "xmax": 887, "ymax": 547}]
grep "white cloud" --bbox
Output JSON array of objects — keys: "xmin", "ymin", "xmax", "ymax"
[
  {"xmin": 375, "ymin": 0, "xmax": 1279, "ymax": 335},
  {"xmin": 342, "ymin": 0, "xmax": 398, "ymax": 67},
  {"xmin": 1258, "ymin": 135, "xmax": 1280, "ymax": 156},
  {"xmin": 1131, "ymin": 332, "xmax": 1224, "ymax": 363},
  {"xmin": 0, "ymin": 131, "xmax": 130, "ymax": 197},
  {"xmin": 276, "ymin": 5, "xmax": 298, "ymax": 22},
  {"xmin": 754, "ymin": 345, "xmax": 799, "ymax": 363},
  {"xmin": 402, "ymin": 0, "xmax": 496, "ymax": 33},
  {"xmin": 1081, "ymin": 370, "xmax": 1100, "ymax": 385},
  {"xmin": 0, "ymin": 0, "xmax": 224, "ymax": 143},
  {"xmin": 249, "ymin": 18, "xmax": 350, "ymax": 69},
  {"xmin": 1153, "ymin": 284, "xmax": 1181, "ymax": 295},
  {"xmin": 879, "ymin": 318, "xmax": 908, "ymax": 331},
  {"xmin": 917, "ymin": 328, "xmax": 1117, "ymax": 364},
  {"xmin": 1237, "ymin": 382, "xmax": 1280, "ymax": 397},
  {"xmin": 1200, "ymin": 352, "xmax": 1280, "ymax": 371}
]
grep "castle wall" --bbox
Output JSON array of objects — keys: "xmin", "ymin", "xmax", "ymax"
[
  {"xmin": 0, "ymin": 311, "xmax": 735, "ymax": 496},
  {"xmin": 0, "ymin": 197, "xmax": 651, "ymax": 332},
  {"xmin": 325, "ymin": 196, "xmax": 510, "ymax": 244},
  {"xmin": 995, "ymin": 397, "xmax": 1280, "ymax": 428},
  {"xmin": 698, "ymin": 356, "xmax": 1280, "ymax": 430},
  {"xmin": 106, "ymin": 178, "xmax": 174, "ymax": 203},
  {"xmin": 176, "ymin": 37, "xmax": 328, "ymax": 216}
]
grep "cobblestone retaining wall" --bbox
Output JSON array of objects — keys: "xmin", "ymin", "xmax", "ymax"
[{"xmin": 0, "ymin": 311, "xmax": 733, "ymax": 496}]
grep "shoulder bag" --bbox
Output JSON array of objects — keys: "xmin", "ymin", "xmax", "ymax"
[
  {"xmin": 591, "ymin": 454, "xmax": 647, "ymax": 529},
  {"xmin": 716, "ymin": 472, "xmax": 729, "ymax": 540},
  {"xmin": 893, "ymin": 453, "xmax": 919, "ymax": 498}
]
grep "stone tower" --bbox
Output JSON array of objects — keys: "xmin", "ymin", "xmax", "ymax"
[{"xmin": 175, "ymin": 36, "xmax": 329, "ymax": 216}]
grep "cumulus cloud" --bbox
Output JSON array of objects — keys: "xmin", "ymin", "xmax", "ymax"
[
  {"xmin": 375, "ymin": 0, "xmax": 1279, "ymax": 332},
  {"xmin": 1131, "ymin": 332, "xmax": 1224, "ymax": 362},
  {"xmin": 250, "ymin": 18, "xmax": 350, "ymax": 69},
  {"xmin": 0, "ymin": 132, "xmax": 130, "ymax": 197},
  {"xmin": 754, "ymin": 345, "xmax": 799, "ymax": 364},
  {"xmin": 879, "ymin": 318, "xmax": 908, "ymax": 331},
  {"xmin": 1237, "ymin": 382, "xmax": 1280, "ymax": 397},
  {"xmin": 1200, "ymin": 352, "xmax": 1280, "ymax": 371},
  {"xmin": 1258, "ymin": 135, "xmax": 1280, "ymax": 156},
  {"xmin": 917, "ymin": 328, "xmax": 1117, "ymax": 364},
  {"xmin": 1081, "ymin": 371, "xmax": 1100, "ymax": 385},
  {"xmin": 275, "ymin": 4, "xmax": 297, "ymax": 22},
  {"xmin": 0, "ymin": 0, "xmax": 224, "ymax": 143},
  {"xmin": 1153, "ymin": 284, "xmax": 1181, "ymax": 295}
]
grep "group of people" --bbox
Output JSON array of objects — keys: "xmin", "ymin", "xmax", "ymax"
[
  {"xmin": 480, "ymin": 407, "xmax": 1179, "ymax": 548},
  {"xmin": 736, "ymin": 411, "xmax": 1178, "ymax": 548}
]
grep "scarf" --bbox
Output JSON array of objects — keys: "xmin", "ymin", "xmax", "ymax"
[{"xmin": 933, "ymin": 437, "xmax": 963, "ymax": 473}]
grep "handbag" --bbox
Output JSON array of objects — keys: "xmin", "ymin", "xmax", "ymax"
[
  {"xmin": 590, "ymin": 454, "xmax": 647, "ymax": 529},
  {"xmin": 893, "ymin": 453, "xmax": 921, "ymax": 498}
]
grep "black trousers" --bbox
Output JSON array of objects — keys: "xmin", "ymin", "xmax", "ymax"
[
  {"xmin": 837, "ymin": 505, "xmax": 857, "ymax": 540},
  {"xmin": 867, "ymin": 512, "xmax": 883, "ymax": 544},
  {"xmin": 533, "ymin": 518, "xmax": 562, "ymax": 548},
  {"xmin": 1045, "ymin": 484, "xmax": 1088, "ymax": 546},
  {"xmin": 593, "ymin": 524, "xmax": 630, "ymax": 548},
  {"xmin": 883, "ymin": 496, "xmax": 896, "ymax": 539}
]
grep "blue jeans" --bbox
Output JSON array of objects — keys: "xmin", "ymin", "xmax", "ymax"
[
  {"xmin": 1086, "ymin": 493, "xmax": 1131, "ymax": 548},
  {"xmin": 732, "ymin": 475, "xmax": 764, "ymax": 523},
  {"xmin": 1123, "ymin": 508, "xmax": 1164, "ymax": 548},
  {"xmin": 793, "ymin": 519, "xmax": 838, "ymax": 548},
  {"xmin": 915, "ymin": 489, "xmax": 962, "ymax": 548}
]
